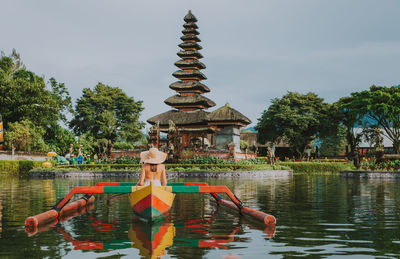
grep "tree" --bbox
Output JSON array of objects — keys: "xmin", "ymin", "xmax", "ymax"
[
  {"xmin": 0, "ymin": 50, "xmax": 73, "ymax": 150},
  {"xmin": 54, "ymin": 127, "xmax": 76, "ymax": 155},
  {"xmin": 114, "ymin": 141, "xmax": 135, "ymax": 150},
  {"xmin": 0, "ymin": 52, "xmax": 53, "ymax": 127},
  {"xmin": 346, "ymin": 86, "xmax": 400, "ymax": 154},
  {"xmin": 4, "ymin": 119, "xmax": 48, "ymax": 152},
  {"xmin": 256, "ymin": 92, "xmax": 332, "ymax": 158},
  {"xmin": 336, "ymin": 97, "xmax": 366, "ymax": 168},
  {"xmin": 319, "ymin": 125, "xmax": 347, "ymax": 157},
  {"xmin": 70, "ymin": 83, "xmax": 144, "ymax": 156}
]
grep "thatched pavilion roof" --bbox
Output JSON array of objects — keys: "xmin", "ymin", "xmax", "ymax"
[
  {"xmin": 164, "ymin": 94, "xmax": 216, "ymax": 108},
  {"xmin": 180, "ymin": 35, "xmax": 201, "ymax": 42},
  {"xmin": 178, "ymin": 42, "xmax": 202, "ymax": 50},
  {"xmin": 174, "ymin": 59, "xmax": 206, "ymax": 69},
  {"xmin": 182, "ymin": 28, "xmax": 200, "ymax": 35},
  {"xmin": 177, "ymin": 50, "xmax": 203, "ymax": 59},
  {"xmin": 207, "ymin": 103, "xmax": 251, "ymax": 125},
  {"xmin": 172, "ymin": 70, "xmax": 207, "ymax": 80},
  {"xmin": 147, "ymin": 109, "xmax": 209, "ymax": 126},
  {"xmin": 183, "ymin": 22, "xmax": 198, "ymax": 29},
  {"xmin": 184, "ymin": 10, "xmax": 198, "ymax": 23},
  {"xmin": 169, "ymin": 81, "xmax": 210, "ymax": 93}
]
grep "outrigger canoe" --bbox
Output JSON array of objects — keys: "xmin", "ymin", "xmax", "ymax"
[
  {"xmin": 129, "ymin": 182, "xmax": 175, "ymax": 222},
  {"xmin": 25, "ymin": 182, "xmax": 276, "ymax": 231}
]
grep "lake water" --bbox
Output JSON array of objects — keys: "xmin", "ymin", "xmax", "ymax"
[{"xmin": 0, "ymin": 175, "xmax": 399, "ymax": 258}]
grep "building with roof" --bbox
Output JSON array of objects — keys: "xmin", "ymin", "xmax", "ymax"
[{"xmin": 148, "ymin": 11, "xmax": 251, "ymax": 152}]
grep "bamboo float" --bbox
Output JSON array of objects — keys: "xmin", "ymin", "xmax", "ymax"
[
  {"xmin": 25, "ymin": 195, "xmax": 95, "ymax": 231},
  {"xmin": 210, "ymin": 197, "xmax": 276, "ymax": 226}
]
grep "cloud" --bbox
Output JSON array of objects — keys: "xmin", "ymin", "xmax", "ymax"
[{"xmin": 1, "ymin": 0, "xmax": 399, "ymax": 128}]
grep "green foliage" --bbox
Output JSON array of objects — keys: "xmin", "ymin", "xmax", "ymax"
[
  {"xmin": 4, "ymin": 119, "xmax": 48, "ymax": 152},
  {"xmin": 240, "ymin": 140, "xmax": 249, "ymax": 150},
  {"xmin": 256, "ymin": 92, "xmax": 334, "ymax": 158},
  {"xmin": 70, "ymin": 83, "xmax": 145, "ymax": 155},
  {"xmin": 0, "ymin": 50, "xmax": 72, "ymax": 150},
  {"xmin": 100, "ymin": 155, "xmax": 140, "ymax": 164},
  {"xmin": 345, "ymin": 85, "xmax": 400, "ymax": 154},
  {"xmin": 180, "ymin": 155, "xmax": 234, "ymax": 164},
  {"xmin": 319, "ymin": 125, "xmax": 347, "ymax": 157},
  {"xmin": 0, "ymin": 160, "xmax": 43, "ymax": 176},
  {"xmin": 180, "ymin": 155, "xmax": 272, "ymax": 167},
  {"xmin": 114, "ymin": 141, "xmax": 134, "ymax": 150},
  {"xmin": 56, "ymin": 164, "xmax": 141, "ymax": 171},
  {"xmin": 55, "ymin": 163, "xmax": 283, "ymax": 171},
  {"xmin": 77, "ymin": 133, "xmax": 96, "ymax": 155},
  {"xmin": 54, "ymin": 127, "xmax": 76, "ymax": 155},
  {"xmin": 335, "ymin": 97, "xmax": 365, "ymax": 168},
  {"xmin": 278, "ymin": 161, "xmax": 353, "ymax": 174}
]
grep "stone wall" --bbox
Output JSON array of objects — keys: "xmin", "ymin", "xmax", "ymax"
[
  {"xmin": 30, "ymin": 169, "xmax": 292, "ymax": 179},
  {"xmin": 340, "ymin": 170, "xmax": 400, "ymax": 179},
  {"xmin": 0, "ymin": 151, "xmax": 47, "ymax": 161}
]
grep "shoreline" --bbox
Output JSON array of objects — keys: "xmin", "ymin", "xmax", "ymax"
[
  {"xmin": 340, "ymin": 170, "xmax": 400, "ymax": 179},
  {"xmin": 29, "ymin": 169, "xmax": 293, "ymax": 179}
]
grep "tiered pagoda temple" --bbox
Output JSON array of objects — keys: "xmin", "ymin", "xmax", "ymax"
[{"xmin": 148, "ymin": 10, "xmax": 251, "ymax": 152}]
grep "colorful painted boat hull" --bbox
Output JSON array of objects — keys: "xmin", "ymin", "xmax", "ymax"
[{"xmin": 129, "ymin": 182, "xmax": 175, "ymax": 222}]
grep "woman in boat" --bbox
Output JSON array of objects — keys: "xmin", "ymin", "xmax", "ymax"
[{"xmin": 138, "ymin": 147, "xmax": 168, "ymax": 186}]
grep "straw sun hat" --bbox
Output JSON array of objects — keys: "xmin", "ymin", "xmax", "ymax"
[{"xmin": 140, "ymin": 148, "xmax": 167, "ymax": 164}]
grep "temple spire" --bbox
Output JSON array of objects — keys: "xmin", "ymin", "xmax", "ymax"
[{"xmin": 165, "ymin": 10, "xmax": 215, "ymax": 112}]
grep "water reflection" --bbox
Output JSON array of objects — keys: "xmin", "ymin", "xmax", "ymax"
[
  {"xmin": 51, "ymin": 213, "xmax": 251, "ymax": 259},
  {"xmin": 129, "ymin": 220, "xmax": 175, "ymax": 258},
  {"xmin": 1, "ymin": 176, "xmax": 400, "ymax": 258}
]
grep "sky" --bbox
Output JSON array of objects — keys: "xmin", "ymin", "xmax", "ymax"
[{"xmin": 1, "ymin": 0, "xmax": 400, "ymax": 130}]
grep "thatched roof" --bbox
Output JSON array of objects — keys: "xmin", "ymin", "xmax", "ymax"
[
  {"xmin": 183, "ymin": 22, "xmax": 198, "ymax": 29},
  {"xmin": 172, "ymin": 70, "xmax": 207, "ymax": 80},
  {"xmin": 177, "ymin": 50, "xmax": 203, "ymax": 59},
  {"xmin": 178, "ymin": 42, "xmax": 202, "ymax": 50},
  {"xmin": 164, "ymin": 94, "xmax": 216, "ymax": 108},
  {"xmin": 182, "ymin": 28, "xmax": 200, "ymax": 35},
  {"xmin": 184, "ymin": 10, "xmax": 198, "ymax": 23},
  {"xmin": 207, "ymin": 103, "xmax": 251, "ymax": 125},
  {"xmin": 180, "ymin": 35, "xmax": 201, "ymax": 42},
  {"xmin": 174, "ymin": 59, "xmax": 206, "ymax": 69},
  {"xmin": 169, "ymin": 81, "xmax": 210, "ymax": 93},
  {"xmin": 147, "ymin": 109, "xmax": 209, "ymax": 126}
]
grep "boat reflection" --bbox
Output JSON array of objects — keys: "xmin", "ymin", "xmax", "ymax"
[
  {"xmin": 53, "ymin": 216, "xmax": 268, "ymax": 258},
  {"xmin": 128, "ymin": 220, "xmax": 175, "ymax": 258},
  {"xmin": 27, "ymin": 207, "xmax": 274, "ymax": 258},
  {"xmin": 55, "ymin": 219, "xmax": 175, "ymax": 258}
]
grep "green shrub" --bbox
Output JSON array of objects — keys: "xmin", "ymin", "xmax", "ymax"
[
  {"xmin": 0, "ymin": 160, "xmax": 43, "ymax": 176},
  {"xmin": 54, "ymin": 163, "xmax": 280, "ymax": 172},
  {"xmin": 113, "ymin": 142, "xmax": 134, "ymax": 150},
  {"xmin": 277, "ymin": 161, "xmax": 353, "ymax": 173}
]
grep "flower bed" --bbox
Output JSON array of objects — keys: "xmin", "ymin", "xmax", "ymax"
[{"xmin": 360, "ymin": 157, "xmax": 400, "ymax": 171}]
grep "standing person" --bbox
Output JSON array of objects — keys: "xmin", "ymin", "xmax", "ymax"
[{"xmin": 138, "ymin": 148, "xmax": 167, "ymax": 186}]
